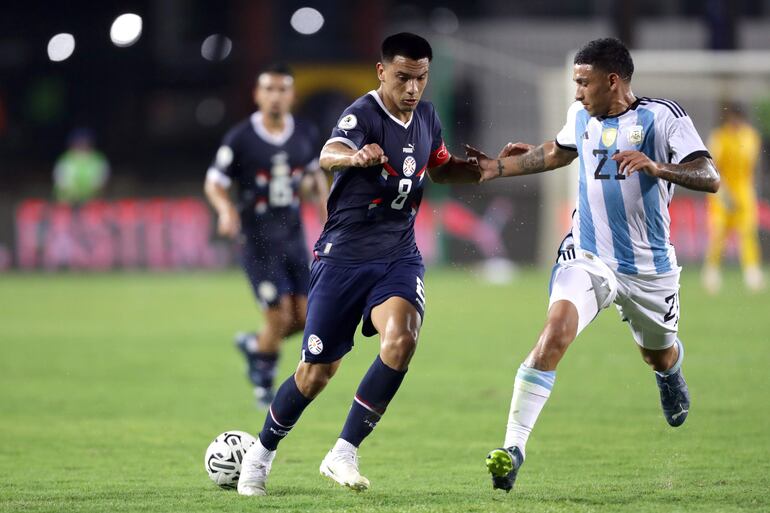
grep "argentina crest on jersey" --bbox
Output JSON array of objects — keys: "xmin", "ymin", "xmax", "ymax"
[{"xmin": 627, "ymin": 125, "xmax": 644, "ymax": 145}]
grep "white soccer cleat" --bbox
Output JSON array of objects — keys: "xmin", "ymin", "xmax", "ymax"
[
  {"xmin": 320, "ymin": 449, "xmax": 370, "ymax": 491},
  {"xmin": 237, "ymin": 445, "xmax": 273, "ymax": 496}
]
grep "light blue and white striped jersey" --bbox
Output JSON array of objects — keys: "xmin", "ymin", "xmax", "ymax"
[{"xmin": 555, "ymin": 97, "xmax": 710, "ymax": 276}]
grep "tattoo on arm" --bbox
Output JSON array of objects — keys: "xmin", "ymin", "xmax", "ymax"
[
  {"xmin": 497, "ymin": 159, "xmax": 504, "ymax": 177},
  {"xmin": 655, "ymin": 157, "xmax": 719, "ymax": 193},
  {"xmin": 517, "ymin": 146, "xmax": 546, "ymax": 175}
]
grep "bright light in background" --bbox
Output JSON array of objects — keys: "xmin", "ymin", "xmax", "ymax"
[
  {"xmin": 196, "ymin": 97, "xmax": 226, "ymax": 126},
  {"xmin": 429, "ymin": 7, "xmax": 459, "ymax": 35},
  {"xmin": 110, "ymin": 13, "xmax": 143, "ymax": 47},
  {"xmin": 47, "ymin": 33, "xmax": 75, "ymax": 62},
  {"xmin": 290, "ymin": 7, "xmax": 324, "ymax": 35},
  {"xmin": 201, "ymin": 34, "xmax": 232, "ymax": 61}
]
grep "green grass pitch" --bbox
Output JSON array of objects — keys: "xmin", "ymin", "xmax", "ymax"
[{"xmin": 1, "ymin": 268, "xmax": 768, "ymax": 512}]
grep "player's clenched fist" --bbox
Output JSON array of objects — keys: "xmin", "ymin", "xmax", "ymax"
[{"xmin": 350, "ymin": 143, "xmax": 388, "ymax": 167}]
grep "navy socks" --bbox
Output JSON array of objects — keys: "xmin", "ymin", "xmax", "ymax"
[{"xmin": 340, "ymin": 356, "xmax": 407, "ymax": 447}]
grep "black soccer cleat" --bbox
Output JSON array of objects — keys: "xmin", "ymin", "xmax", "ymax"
[
  {"xmin": 486, "ymin": 446, "xmax": 524, "ymax": 493},
  {"xmin": 656, "ymin": 368, "xmax": 690, "ymax": 427}
]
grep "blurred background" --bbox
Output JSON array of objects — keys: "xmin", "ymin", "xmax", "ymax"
[{"xmin": 2, "ymin": 0, "xmax": 769, "ymax": 277}]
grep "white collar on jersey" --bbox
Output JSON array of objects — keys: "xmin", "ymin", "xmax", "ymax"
[
  {"xmin": 250, "ymin": 111, "xmax": 295, "ymax": 146},
  {"xmin": 368, "ymin": 90, "xmax": 413, "ymax": 129}
]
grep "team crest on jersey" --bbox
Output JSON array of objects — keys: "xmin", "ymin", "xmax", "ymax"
[
  {"xmin": 402, "ymin": 156, "xmax": 417, "ymax": 176},
  {"xmin": 627, "ymin": 125, "xmax": 644, "ymax": 145},
  {"xmin": 601, "ymin": 128, "xmax": 618, "ymax": 147},
  {"xmin": 338, "ymin": 114, "xmax": 357, "ymax": 130},
  {"xmin": 307, "ymin": 334, "xmax": 323, "ymax": 355}
]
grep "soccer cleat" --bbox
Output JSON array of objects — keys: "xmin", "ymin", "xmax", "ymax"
[
  {"xmin": 486, "ymin": 446, "xmax": 524, "ymax": 493},
  {"xmin": 237, "ymin": 446, "xmax": 272, "ymax": 496},
  {"xmin": 656, "ymin": 369, "xmax": 690, "ymax": 427},
  {"xmin": 319, "ymin": 449, "xmax": 370, "ymax": 491}
]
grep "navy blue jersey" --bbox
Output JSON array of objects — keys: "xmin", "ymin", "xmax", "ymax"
[
  {"xmin": 207, "ymin": 112, "xmax": 320, "ymax": 241},
  {"xmin": 316, "ymin": 91, "xmax": 449, "ymax": 264}
]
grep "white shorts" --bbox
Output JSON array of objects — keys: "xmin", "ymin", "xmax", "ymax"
[{"xmin": 548, "ymin": 250, "xmax": 681, "ymax": 350}]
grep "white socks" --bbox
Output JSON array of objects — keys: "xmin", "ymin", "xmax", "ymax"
[
  {"xmin": 332, "ymin": 438, "xmax": 357, "ymax": 455},
  {"xmin": 503, "ymin": 364, "xmax": 556, "ymax": 459}
]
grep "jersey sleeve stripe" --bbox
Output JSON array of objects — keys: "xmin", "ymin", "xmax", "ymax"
[
  {"xmin": 205, "ymin": 168, "xmax": 232, "ymax": 188},
  {"xmin": 555, "ymin": 139, "xmax": 578, "ymax": 151},
  {"xmin": 325, "ymin": 136, "xmax": 358, "ymax": 150},
  {"xmin": 679, "ymin": 150, "xmax": 711, "ymax": 163},
  {"xmin": 641, "ymin": 98, "xmax": 685, "ymax": 118}
]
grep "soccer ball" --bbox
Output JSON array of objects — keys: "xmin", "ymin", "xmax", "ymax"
[{"xmin": 204, "ymin": 430, "xmax": 257, "ymax": 488}]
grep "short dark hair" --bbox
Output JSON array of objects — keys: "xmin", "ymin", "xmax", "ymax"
[
  {"xmin": 256, "ymin": 62, "xmax": 294, "ymax": 82},
  {"xmin": 574, "ymin": 38, "xmax": 634, "ymax": 81},
  {"xmin": 381, "ymin": 32, "xmax": 432, "ymax": 63}
]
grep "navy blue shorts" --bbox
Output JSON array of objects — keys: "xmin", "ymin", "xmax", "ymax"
[
  {"xmin": 300, "ymin": 257, "xmax": 426, "ymax": 363},
  {"xmin": 240, "ymin": 236, "xmax": 310, "ymax": 309}
]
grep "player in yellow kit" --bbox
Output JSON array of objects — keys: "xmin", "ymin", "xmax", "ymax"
[{"xmin": 703, "ymin": 103, "xmax": 764, "ymax": 293}]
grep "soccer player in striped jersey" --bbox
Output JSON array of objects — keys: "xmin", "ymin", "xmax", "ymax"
[{"xmin": 467, "ymin": 37, "xmax": 720, "ymax": 493}]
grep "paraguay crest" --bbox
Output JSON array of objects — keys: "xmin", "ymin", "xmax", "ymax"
[
  {"xmin": 601, "ymin": 127, "xmax": 618, "ymax": 147},
  {"xmin": 307, "ymin": 334, "xmax": 323, "ymax": 355},
  {"xmin": 402, "ymin": 156, "xmax": 416, "ymax": 177},
  {"xmin": 627, "ymin": 125, "xmax": 644, "ymax": 145}
]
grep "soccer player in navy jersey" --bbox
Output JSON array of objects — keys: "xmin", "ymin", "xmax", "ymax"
[
  {"xmin": 237, "ymin": 33, "xmax": 481, "ymax": 496},
  {"xmin": 205, "ymin": 63, "xmax": 329, "ymax": 409}
]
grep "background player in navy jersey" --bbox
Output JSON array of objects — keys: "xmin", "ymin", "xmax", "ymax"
[
  {"xmin": 237, "ymin": 33, "xmax": 481, "ymax": 496},
  {"xmin": 204, "ymin": 63, "xmax": 329, "ymax": 409}
]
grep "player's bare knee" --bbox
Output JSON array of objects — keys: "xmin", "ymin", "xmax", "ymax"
[
  {"xmin": 294, "ymin": 363, "xmax": 335, "ymax": 399},
  {"xmin": 381, "ymin": 331, "xmax": 418, "ymax": 369}
]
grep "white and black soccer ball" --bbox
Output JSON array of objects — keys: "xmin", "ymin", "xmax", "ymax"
[{"xmin": 204, "ymin": 430, "xmax": 257, "ymax": 488}]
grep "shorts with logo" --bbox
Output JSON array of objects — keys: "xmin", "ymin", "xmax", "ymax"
[
  {"xmin": 300, "ymin": 256, "xmax": 426, "ymax": 364},
  {"xmin": 549, "ymin": 248, "xmax": 681, "ymax": 350},
  {"xmin": 240, "ymin": 234, "xmax": 310, "ymax": 308}
]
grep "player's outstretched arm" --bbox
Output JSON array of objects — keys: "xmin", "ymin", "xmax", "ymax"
[
  {"xmin": 467, "ymin": 141, "xmax": 577, "ymax": 183},
  {"xmin": 319, "ymin": 142, "xmax": 387, "ymax": 172},
  {"xmin": 426, "ymin": 155, "xmax": 481, "ymax": 184},
  {"xmin": 612, "ymin": 152, "xmax": 720, "ymax": 193}
]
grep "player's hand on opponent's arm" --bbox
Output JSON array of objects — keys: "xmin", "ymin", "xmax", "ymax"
[
  {"xmin": 350, "ymin": 143, "xmax": 388, "ymax": 168},
  {"xmin": 612, "ymin": 150, "xmax": 659, "ymax": 177},
  {"xmin": 216, "ymin": 205, "xmax": 240, "ymax": 239},
  {"xmin": 464, "ymin": 142, "xmax": 534, "ymax": 182}
]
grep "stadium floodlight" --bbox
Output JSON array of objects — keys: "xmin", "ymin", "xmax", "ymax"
[
  {"xmin": 47, "ymin": 33, "xmax": 75, "ymax": 62},
  {"xmin": 201, "ymin": 34, "xmax": 232, "ymax": 61},
  {"xmin": 110, "ymin": 13, "xmax": 143, "ymax": 47},
  {"xmin": 290, "ymin": 7, "xmax": 324, "ymax": 35}
]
